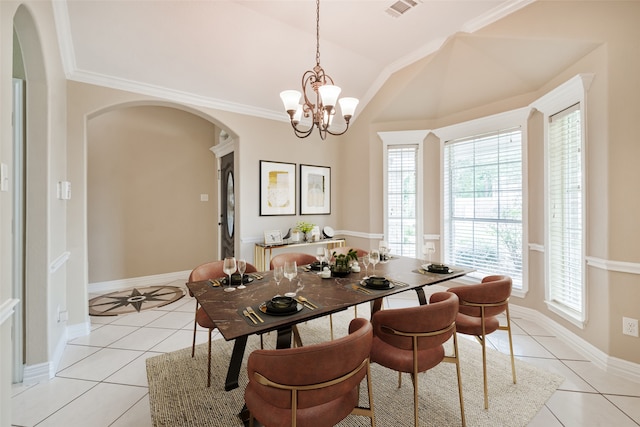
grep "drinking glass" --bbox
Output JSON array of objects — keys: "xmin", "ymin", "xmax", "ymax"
[
  {"xmin": 316, "ymin": 247, "xmax": 325, "ymax": 269},
  {"xmin": 283, "ymin": 261, "xmax": 298, "ymax": 297},
  {"xmin": 379, "ymin": 241, "xmax": 389, "ymax": 262},
  {"xmin": 237, "ymin": 259, "xmax": 247, "ymax": 289},
  {"xmin": 223, "ymin": 257, "xmax": 237, "ymax": 292},
  {"xmin": 362, "ymin": 253, "xmax": 370, "ymax": 278},
  {"xmin": 369, "ymin": 249, "xmax": 380, "ymax": 276},
  {"xmin": 424, "ymin": 242, "xmax": 436, "ymax": 265},
  {"xmin": 273, "ymin": 265, "xmax": 284, "ymax": 292}
]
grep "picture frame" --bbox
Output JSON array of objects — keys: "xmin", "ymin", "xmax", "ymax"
[
  {"xmin": 260, "ymin": 160, "xmax": 296, "ymax": 216},
  {"xmin": 264, "ymin": 229, "xmax": 283, "ymax": 246},
  {"xmin": 300, "ymin": 164, "xmax": 331, "ymax": 215}
]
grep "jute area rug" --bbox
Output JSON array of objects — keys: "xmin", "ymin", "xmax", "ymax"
[{"xmin": 147, "ymin": 309, "xmax": 563, "ymax": 426}]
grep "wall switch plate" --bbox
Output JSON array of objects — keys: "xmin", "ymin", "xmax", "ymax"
[
  {"xmin": 0, "ymin": 163, "xmax": 8, "ymax": 192},
  {"xmin": 57, "ymin": 181, "xmax": 71, "ymax": 200},
  {"xmin": 200, "ymin": 194, "xmax": 209, "ymax": 202},
  {"xmin": 622, "ymin": 317, "xmax": 638, "ymax": 337}
]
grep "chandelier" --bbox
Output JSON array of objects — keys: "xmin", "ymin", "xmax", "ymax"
[{"xmin": 280, "ymin": 0, "xmax": 359, "ymax": 140}]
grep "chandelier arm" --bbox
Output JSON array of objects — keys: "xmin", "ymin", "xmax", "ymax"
[
  {"xmin": 290, "ymin": 121, "xmax": 316, "ymax": 139},
  {"xmin": 325, "ymin": 122, "xmax": 351, "ymax": 137}
]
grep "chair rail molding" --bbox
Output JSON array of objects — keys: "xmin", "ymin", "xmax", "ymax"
[
  {"xmin": 0, "ymin": 298, "xmax": 20, "ymax": 326},
  {"xmin": 586, "ymin": 256, "xmax": 640, "ymax": 275}
]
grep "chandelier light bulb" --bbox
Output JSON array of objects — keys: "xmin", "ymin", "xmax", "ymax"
[
  {"xmin": 339, "ymin": 97, "xmax": 359, "ymax": 119},
  {"xmin": 318, "ymin": 84, "xmax": 341, "ymax": 109},
  {"xmin": 280, "ymin": 90, "xmax": 302, "ymax": 113}
]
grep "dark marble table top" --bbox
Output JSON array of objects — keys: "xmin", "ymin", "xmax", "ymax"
[{"xmin": 187, "ymin": 256, "xmax": 472, "ymax": 341}]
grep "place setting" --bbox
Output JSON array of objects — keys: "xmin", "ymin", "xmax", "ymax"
[
  {"xmin": 206, "ymin": 257, "xmax": 264, "ymax": 290},
  {"xmin": 413, "ymin": 262, "xmax": 456, "ymax": 277},
  {"xmin": 239, "ymin": 260, "xmax": 320, "ymax": 326}
]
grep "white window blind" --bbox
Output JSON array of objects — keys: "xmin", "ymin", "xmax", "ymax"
[
  {"xmin": 444, "ymin": 128, "xmax": 523, "ymax": 288},
  {"xmin": 387, "ymin": 145, "xmax": 417, "ymax": 257},
  {"xmin": 547, "ymin": 103, "xmax": 583, "ymax": 315}
]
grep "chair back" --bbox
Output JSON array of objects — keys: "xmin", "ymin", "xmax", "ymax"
[
  {"xmin": 246, "ymin": 318, "xmax": 372, "ymax": 422},
  {"xmin": 269, "ymin": 253, "xmax": 317, "ymax": 270},
  {"xmin": 372, "ymin": 292, "xmax": 458, "ymax": 352},
  {"xmin": 189, "ymin": 260, "xmax": 257, "ymax": 282},
  {"xmin": 448, "ymin": 275, "xmax": 512, "ymax": 318}
]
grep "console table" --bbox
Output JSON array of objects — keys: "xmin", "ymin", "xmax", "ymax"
[{"xmin": 254, "ymin": 238, "xmax": 345, "ymax": 271}]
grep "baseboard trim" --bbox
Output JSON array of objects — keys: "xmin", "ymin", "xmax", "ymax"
[
  {"xmin": 22, "ymin": 362, "xmax": 51, "ymax": 385},
  {"xmin": 510, "ymin": 304, "xmax": 640, "ymax": 384},
  {"xmin": 88, "ymin": 270, "xmax": 191, "ymax": 294}
]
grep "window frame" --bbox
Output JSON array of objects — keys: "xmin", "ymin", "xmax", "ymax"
[
  {"xmin": 434, "ymin": 108, "xmax": 530, "ymax": 297},
  {"xmin": 378, "ymin": 131, "xmax": 427, "ymax": 258},
  {"xmin": 532, "ymin": 74, "xmax": 593, "ymax": 328}
]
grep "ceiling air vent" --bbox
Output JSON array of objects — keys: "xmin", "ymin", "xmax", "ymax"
[{"xmin": 386, "ymin": 0, "xmax": 420, "ymax": 18}]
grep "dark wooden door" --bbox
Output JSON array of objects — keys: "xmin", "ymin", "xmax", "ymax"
[{"xmin": 220, "ymin": 152, "xmax": 234, "ymax": 258}]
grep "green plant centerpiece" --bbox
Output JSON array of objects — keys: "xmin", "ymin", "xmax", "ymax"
[
  {"xmin": 331, "ymin": 249, "xmax": 358, "ymax": 277},
  {"xmin": 296, "ymin": 221, "xmax": 315, "ymax": 242}
]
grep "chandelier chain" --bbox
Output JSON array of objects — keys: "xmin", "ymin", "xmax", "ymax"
[{"xmin": 315, "ymin": 0, "xmax": 321, "ymax": 66}]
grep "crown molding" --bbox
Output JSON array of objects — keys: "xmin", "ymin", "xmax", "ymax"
[{"xmin": 69, "ymin": 70, "xmax": 286, "ymax": 122}]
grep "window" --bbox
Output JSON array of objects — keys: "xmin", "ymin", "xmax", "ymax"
[
  {"xmin": 378, "ymin": 130, "xmax": 426, "ymax": 258},
  {"xmin": 386, "ymin": 145, "xmax": 419, "ymax": 257},
  {"xmin": 532, "ymin": 73, "xmax": 592, "ymax": 326},
  {"xmin": 443, "ymin": 128, "xmax": 524, "ymax": 289},
  {"xmin": 547, "ymin": 104, "xmax": 584, "ymax": 319}
]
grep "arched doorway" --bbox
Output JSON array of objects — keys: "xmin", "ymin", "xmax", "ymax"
[{"xmin": 12, "ymin": 5, "xmax": 50, "ymax": 382}]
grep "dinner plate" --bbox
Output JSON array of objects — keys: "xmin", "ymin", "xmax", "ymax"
[
  {"xmin": 422, "ymin": 264, "xmax": 453, "ymax": 274},
  {"xmin": 259, "ymin": 302, "xmax": 303, "ymax": 316},
  {"xmin": 221, "ymin": 276, "xmax": 254, "ymax": 286},
  {"xmin": 362, "ymin": 278, "xmax": 394, "ymax": 290},
  {"xmin": 309, "ymin": 261, "xmax": 328, "ymax": 271}
]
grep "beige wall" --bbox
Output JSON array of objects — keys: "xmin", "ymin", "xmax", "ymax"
[
  {"xmin": 1, "ymin": 1, "xmax": 640, "ymax": 425},
  {"xmin": 347, "ymin": 1, "xmax": 640, "ymax": 363},
  {"xmin": 87, "ymin": 105, "xmax": 218, "ymax": 282}
]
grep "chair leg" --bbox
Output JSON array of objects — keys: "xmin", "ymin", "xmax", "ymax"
[
  {"xmin": 411, "ymin": 372, "xmax": 419, "ymax": 427},
  {"xmin": 480, "ymin": 333, "xmax": 489, "ymax": 409},
  {"xmin": 207, "ymin": 328, "xmax": 212, "ymax": 388},
  {"xmin": 505, "ymin": 306, "xmax": 517, "ymax": 385},
  {"xmin": 451, "ymin": 333, "xmax": 466, "ymax": 426}
]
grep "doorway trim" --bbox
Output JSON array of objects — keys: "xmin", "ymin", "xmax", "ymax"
[{"xmin": 211, "ymin": 136, "xmax": 238, "ymax": 258}]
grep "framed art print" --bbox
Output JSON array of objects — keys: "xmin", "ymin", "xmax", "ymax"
[
  {"xmin": 260, "ymin": 160, "xmax": 296, "ymax": 216},
  {"xmin": 264, "ymin": 230, "xmax": 283, "ymax": 246},
  {"xmin": 300, "ymin": 164, "xmax": 330, "ymax": 215}
]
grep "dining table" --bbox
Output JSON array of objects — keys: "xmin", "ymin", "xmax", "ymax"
[{"xmin": 186, "ymin": 255, "xmax": 473, "ymax": 392}]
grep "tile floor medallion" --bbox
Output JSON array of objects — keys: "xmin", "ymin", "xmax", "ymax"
[{"xmin": 89, "ymin": 286, "xmax": 185, "ymax": 316}]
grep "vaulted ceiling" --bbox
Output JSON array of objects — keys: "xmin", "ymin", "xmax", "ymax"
[
  {"xmin": 55, "ymin": 0, "xmax": 540, "ymax": 122},
  {"xmin": 53, "ymin": 0, "xmax": 604, "ymax": 127}
]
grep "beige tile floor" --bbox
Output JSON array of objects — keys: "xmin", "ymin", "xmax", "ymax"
[{"xmin": 11, "ymin": 279, "xmax": 640, "ymax": 426}]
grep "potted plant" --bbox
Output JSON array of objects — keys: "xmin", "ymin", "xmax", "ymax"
[
  {"xmin": 296, "ymin": 221, "xmax": 315, "ymax": 242},
  {"xmin": 331, "ymin": 249, "xmax": 358, "ymax": 277}
]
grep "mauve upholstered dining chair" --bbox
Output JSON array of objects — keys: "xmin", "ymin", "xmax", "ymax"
[
  {"xmin": 370, "ymin": 291, "xmax": 466, "ymax": 426},
  {"xmin": 188, "ymin": 260, "xmax": 258, "ymax": 387},
  {"xmin": 269, "ymin": 252, "xmax": 318, "ymax": 269},
  {"xmin": 447, "ymin": 275, "xmax": 516, "ymax": 409},
  {"xmin": 245, "ymin": 317, "xmax": 375, "ymax": 427}
]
